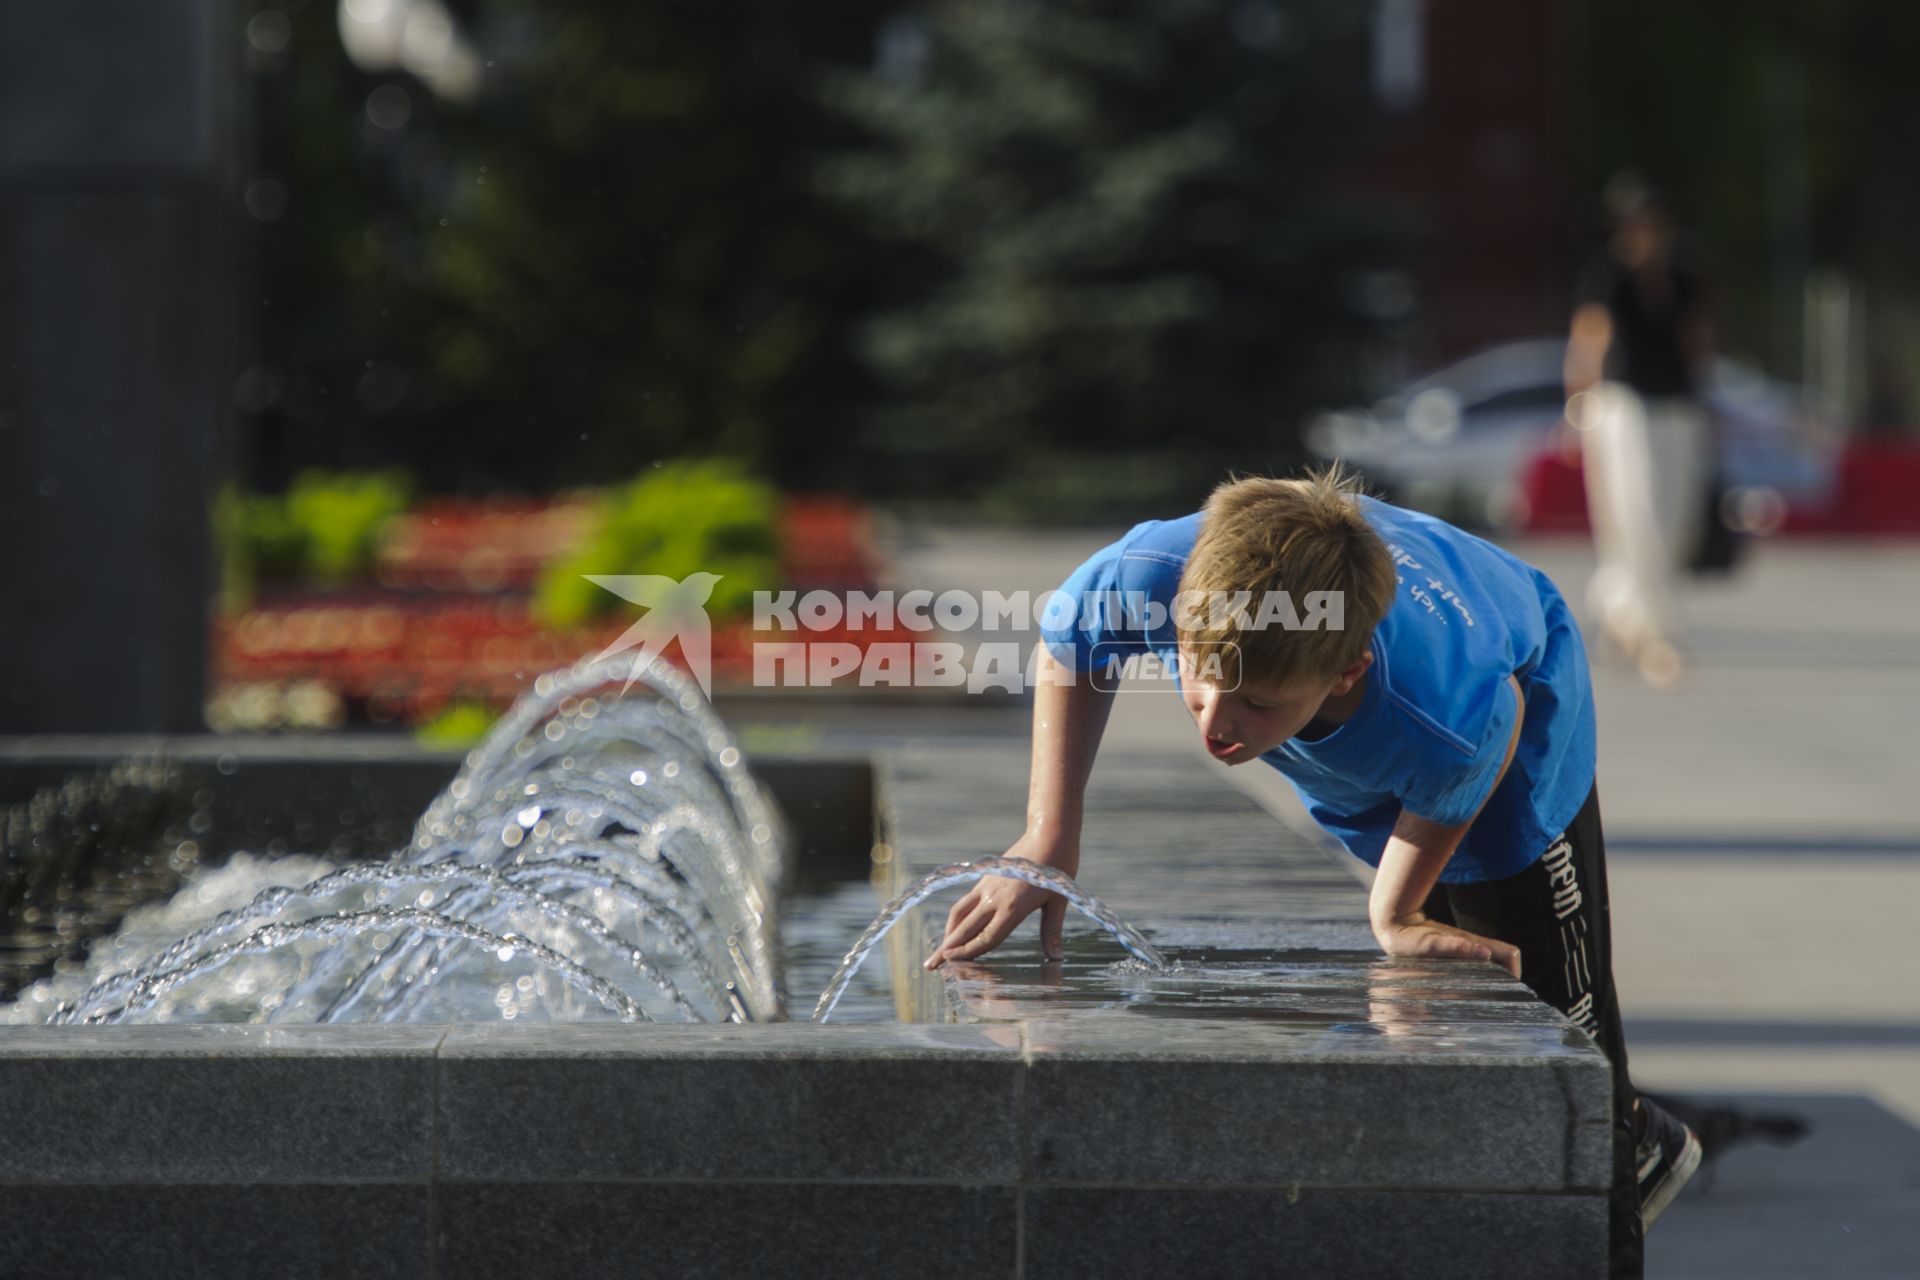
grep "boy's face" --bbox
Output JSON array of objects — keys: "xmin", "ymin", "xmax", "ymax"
[{"xmin": 1177, "ymin": 646, "xmax": 1370, "ymax": 765}]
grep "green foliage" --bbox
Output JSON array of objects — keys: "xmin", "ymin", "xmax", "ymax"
[
  {"xmin": 414, "ymin": 701, "xmax": 500, "ymax": 748},
  {"xmin": 226, "ymin": 469, "xmax": 413, "ymax": 583},
  {"xmin": 248, "ymin": 0, "xmax": 891, "ymax": 493},
  {"xmin": 819, "ymin": 0, "xmax": 1409, "ymax": 500},
  {"xmin": 230, "ymin": 493, "xmax": 307, "ymax": 578},
  {"xmin": 286, "ymin": 469, "xmax": 414, "ymax": 581},
  {"xmin": 534, "ymin": 460, "xmax": 778, "ymax": 627}
]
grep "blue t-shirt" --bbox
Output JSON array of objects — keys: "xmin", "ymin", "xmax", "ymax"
[{"xmin": 1040, "ymin": 496, "xmax": 1597, "ymax": 883}]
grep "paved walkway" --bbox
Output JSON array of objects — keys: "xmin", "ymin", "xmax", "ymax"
[{"xmin": 882, "ymin": 522, "xmax": 1920, "ymax": 1278}]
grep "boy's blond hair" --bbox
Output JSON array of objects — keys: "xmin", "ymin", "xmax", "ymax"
[{"xmin": 1178, "ymin": 466, "xmax": 1397, "ymax": 688}]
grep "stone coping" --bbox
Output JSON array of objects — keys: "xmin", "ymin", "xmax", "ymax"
[
  {"xmin": 0, "ymin": 1019, "xmax": 1606, "ymax": 1191},
  {"xmin": 0, "ymin": 1016, "xmax": 1610, "ymax": 1276}
]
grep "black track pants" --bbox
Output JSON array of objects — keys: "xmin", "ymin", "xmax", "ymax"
[{"xmin": 1421, "ymin": 785, "xmax": 1647, "ymax": 1277}]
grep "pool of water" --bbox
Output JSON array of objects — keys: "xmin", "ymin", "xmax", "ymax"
[
  {"xmin": 933, "ymin": 934, "xmax": 1591, "ymax": 1053},
  {"xmin": 776, "ymin": 876, "xmax": 898, "ymax": 1022}
]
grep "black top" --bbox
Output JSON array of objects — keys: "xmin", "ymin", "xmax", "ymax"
[{"xmin": 1576, "ymin": 252, "xmax": 1701, "ymax": 397}]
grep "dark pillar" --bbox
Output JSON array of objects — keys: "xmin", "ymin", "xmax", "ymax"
[{"xmin": 0, "ymin": 1, "xmax": 231, "ymax": 732}]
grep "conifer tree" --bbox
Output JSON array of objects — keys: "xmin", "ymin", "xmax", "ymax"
[{"xmin": 820, "ymin": 0, "xmax": 1408, "ymax": 507}]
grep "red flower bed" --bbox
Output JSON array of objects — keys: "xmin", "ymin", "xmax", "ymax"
[
  {"xmin": 214, "ymin": 493, "xmax": 904, "ymax": 724},
  {"xmin": 778, "ymin": 496, "xmax": 881, "ymax": 589},
  {"xmin": 214, "ymin": 603, "xmax": 929, "ymax": 722},
  {"xmin": 375, "ymin": 498, "xmax": 594, "ymax": 591}
]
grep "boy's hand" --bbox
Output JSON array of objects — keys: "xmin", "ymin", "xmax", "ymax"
[
  {"xmin": 1374, "ymin": 911, "xmax": 1523, "ymax": 979},
  {"xmin": 923, "ymin": 841, "xmax": 1072, "ymax": 969}
]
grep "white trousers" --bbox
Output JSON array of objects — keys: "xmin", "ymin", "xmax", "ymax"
[{"xmin": 1577, "ymin": 383, "xmax": 1711, "ymax": 652}]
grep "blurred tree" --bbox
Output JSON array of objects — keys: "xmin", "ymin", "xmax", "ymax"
[
  {"xmin": 817, "ymin": 0, "xmax": 1411, "ymax": 511},
  {"xmin": 241, "ymin": 0, "xmax": 890, "ymax": 494}
]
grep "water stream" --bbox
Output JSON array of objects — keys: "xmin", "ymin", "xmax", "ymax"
[
  {"xmin": 3, "ymin": 653, "xmax": 1168, "ymax": 1027},
  {"xmin": 809, "ymin": 856, "xmax": 1165, "ymax": 1022}
]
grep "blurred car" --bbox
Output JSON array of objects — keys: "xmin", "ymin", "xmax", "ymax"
[{"xmin": 1304, "ymin": 338, "xmax": 1839, "ymax": 530}]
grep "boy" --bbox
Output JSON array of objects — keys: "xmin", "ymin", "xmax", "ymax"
[{"xmin": 923, "ymin": 468, "xmax": 1699, "ymax": 1277}]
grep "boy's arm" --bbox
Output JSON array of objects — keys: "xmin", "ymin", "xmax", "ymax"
[
  {"xmin": 923, "ymin": 643, "xmax": 1119, "ymax": 968},
  {"xmin": 1369, "ymin": 676, "xmax": 1528, "ymax": 979}
]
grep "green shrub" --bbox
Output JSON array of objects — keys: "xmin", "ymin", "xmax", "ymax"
[
  {"xmin": 535, "ymin": 459, "xmax": 779, "ymax": 627},
  {"xmin": 223, "ymin": 469, "xmax": 414, "ymax": 584},
  {"xmin": 286, "ymin": 468, "xmax": 414, "ymax": 582},
  {"xmin": 235, "ymin": 494, "xmax": 307, "ymax": 578},
  {"xmin": 414, "ymin": 701, "xmax": 500, "ymax": 748}
]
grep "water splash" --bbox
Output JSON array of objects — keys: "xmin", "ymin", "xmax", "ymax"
[
  {"xmin": 810, "ymin": 856, "xmax": 1166, "ymax": 1022},
  {"xmin": 78, "ymin": 908, "xmax": 648, "ymax": 1025},
  {"xmin": 29, "ymin": 652, "xmax": 787, "ymax": 1027},
  {"xmin": 370, "ymin": 656, "xmax": 786, "ymax": 1025},
  {"xmin": 6, "ymin": 652, "xmax": 1171, "ymax": 1029},
  {"xmin": 57, "ymin": 861, "xmax": 706, "ymax": 1025}
]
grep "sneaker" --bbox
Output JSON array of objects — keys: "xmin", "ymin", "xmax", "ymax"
[{"xmin": 1635, "ymin": 1099, "xmax": 1703, "ymax": 1230}]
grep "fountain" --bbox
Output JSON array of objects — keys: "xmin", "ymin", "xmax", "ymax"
[
  {"xmin": 5, "ymin": 654, "xmax": 789, "ymax": 1028},
  {"xmin": 3, "ymin": 652, "xmax": 1166, "ymax": 1034},
  {"xmin": 0, "ymin": 656, "xmax": 1615, "ymax": 1279}
]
